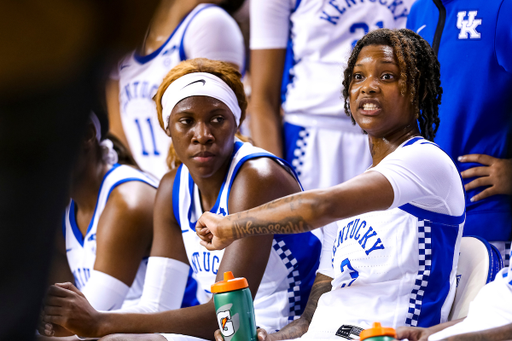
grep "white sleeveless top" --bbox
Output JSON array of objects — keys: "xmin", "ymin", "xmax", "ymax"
[
  {"xmin": 251, "ymin": 0, "xmax": 415, "ymax": 118},
  {"xmin": 115, "ymin": 4, "xmax": 244, "ymax": 180},
  {"xmin": 64, "ymin": 164, "xmax": 157, "ymax": 309},
  {"xmin": 173, "ymin": 141, "xmax": 322, "ymax": 332}
]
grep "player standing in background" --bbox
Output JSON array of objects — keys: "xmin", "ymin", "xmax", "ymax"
[
  {"xmin": 406, "ymin": 0, "xmax": 512, "ymax": 266},
  {"xmin": 107, "ymin": 0, "xmax": 245, "ymax": 180},
  {"xmin": 248, "ymin": 0, "xmax": 415, "ymax": 191}
]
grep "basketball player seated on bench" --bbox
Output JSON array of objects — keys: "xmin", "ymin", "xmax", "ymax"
[
  {"xmin": 197, "ymin": 29, "xmax": 466, "ymax": 341},
  {"xmin": 40, "ymin": 109, "xmax": 157, "ymax": 337},
  {"xmin": 41, "ymin": 58, "xmax": 321, "ymax": 341}
]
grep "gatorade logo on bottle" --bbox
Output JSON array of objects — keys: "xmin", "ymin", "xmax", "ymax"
[
  {"xmin": 216, "ymin": 303, "xmax": 240, "ymax": 337},
  {"xmin": 212, "ymin": 272, "xmax": 257, "ymax": 341}
]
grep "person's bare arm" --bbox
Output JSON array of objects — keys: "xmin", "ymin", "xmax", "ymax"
[
  {"xmin": 254, "ymin": 273, "xmax": 333, "ymax": 341},
  {"xmin": 93, "ymin": 180, "xmax": 156, "ymax": 285},
  {"xmin": 43, "ymin": 170, "xmax": 189, "ymax": 336},
  {"xmin": 446, "ymin": 322, "xmax": 512, "ymax": 341},
  {"xmin": 396, "ymin": 318, "xmax": 465, "ymax": 341},
  {"xmin": 398, "ymin": 320, "xmax": 512, "ymax": 341},
  {"xmin": 106, "ymin": 78, "xmax": 131, "ymax": 153},
  {"xmin": 42, "ymin": 181, "xmax": 156, "ymax": 334},
  {"xmin": 197, "ymin": 170, "xmax": 394, "ymax": 251},
  {"xmin": 265, "ymin": 273, "xmax": 332, "ymax": 340},
  {"xmin": 249, "ymin": 49, "xmax": 286, "ymax": 156}
]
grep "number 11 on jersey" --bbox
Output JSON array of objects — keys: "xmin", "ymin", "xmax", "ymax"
[{"xmin": 135, "ymin": 117, "xmax": 160, "ymax": 156}]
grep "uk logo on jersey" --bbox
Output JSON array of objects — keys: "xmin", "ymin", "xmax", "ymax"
[{"xmin": 456, "ymin": 11, "xmax": 482, "ymax": 39}]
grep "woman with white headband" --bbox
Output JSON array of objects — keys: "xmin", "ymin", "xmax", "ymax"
[
  {"xmin": 39, "ymin": 108, "xmax": 158, "ymax": 337},
  {"xmin": 41, "ymin": 58, "xmax": 321, "ymax": 341}
]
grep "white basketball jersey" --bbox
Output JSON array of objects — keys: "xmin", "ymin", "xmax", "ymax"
[
  {"xmin": 117, "ymin": 4, "xmax": 219, "ymax": 180},
  {"xmin": 303, "ymin": 139, "xmax": 466, "ymax": 339},
  {"xmin": 173, "ymin": 141, "xmax": 322, "ymax": 332},
  {"xmin": 282, "ymin": 0, "xmax": 415, "ymax": 117},
  {"xmin": 64, "ymin": 164, "xmax": 157, "ymax": 309}
]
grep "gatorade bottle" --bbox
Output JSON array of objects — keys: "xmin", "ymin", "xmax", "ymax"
[
  {"xmin": 211, "ymin": 271, "xmax": 257, "ymax": 341},
  {"xmin": 360, "ymin": 322, "xmax": 397, "ymax": 341}
]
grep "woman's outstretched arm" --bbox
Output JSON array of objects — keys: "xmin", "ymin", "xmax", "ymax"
[{"xmin": 197, "ymin": 170, "xmax": 394, "ymax": 251}]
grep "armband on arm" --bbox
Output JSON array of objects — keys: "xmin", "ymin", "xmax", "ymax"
[
  {"xmin": 81, "ymin": 270, "xmax": 130, "ymax": 311},
  {"xmin": 117, "ymin": 256, "xmax": 190, "ymax": 313}
]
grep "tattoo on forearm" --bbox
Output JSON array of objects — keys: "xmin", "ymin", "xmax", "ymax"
[
  {"xmin": 232, "ymin": 217, "xmax": 311, "ymax": 239},
  {"xmin": 229, "ymin": 194, "xmax": 313, "ymax": 238},
  {"xmin": 271, "ymin": 276, "xmax": 332, "ymax": 339},
  {"xmin": 271, "ymin": 319, "xmax": 309, "ymax": 340},
  {"xmin": 301, "ymin": 278, "xmax": 332, "ymax": 323}
]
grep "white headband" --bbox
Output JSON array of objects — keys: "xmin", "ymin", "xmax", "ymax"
[{"xmin": 161, "ymin": 72, "xmax": 241, "ymax": 130}]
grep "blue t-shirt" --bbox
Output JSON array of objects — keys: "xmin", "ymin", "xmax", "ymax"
[{"xmin": 407, "ymin": 0, "xmax": 512, "ymax": 241}]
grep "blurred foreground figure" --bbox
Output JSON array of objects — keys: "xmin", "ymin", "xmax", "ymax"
[{"xmin": 0, "ymin": 1, "xmax": 157, "ymax": 339}]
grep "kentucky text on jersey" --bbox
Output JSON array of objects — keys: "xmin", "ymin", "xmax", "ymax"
[
  {"xmin": 120, "ymin": 81, "xmax": 160, "ymax": 111},
  {"xmin": 320, "ymin": 0, "xmax": 409, "ymax": 25},
  {"xmin": 332, "ymin": 218, "xmax": 386, "ymax": 257},
  {"xmin": 190, "ymin": 251, "xmax": 221, "ymax": 275}
]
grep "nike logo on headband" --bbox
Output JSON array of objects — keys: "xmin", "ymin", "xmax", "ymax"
[{"xmin": 183, "ymin": 79, "xmax": 206, "ymax": 89}]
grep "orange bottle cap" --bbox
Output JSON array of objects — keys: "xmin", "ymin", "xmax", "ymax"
[
  {"xmin": 211, "ymin": 271, "xmax": 249, "ymax": 293},
  {"xmin": 360, "ymin": 322, "xmax": 397, "ymax": 340}
]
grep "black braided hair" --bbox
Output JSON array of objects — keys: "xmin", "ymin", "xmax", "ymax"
[{"xmin": 342, "ymin": 28, "xmax": 442, "ymax": 141}]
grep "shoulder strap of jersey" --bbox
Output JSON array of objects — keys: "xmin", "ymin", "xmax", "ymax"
[
  {"xmin": 91, "ymin": 164, "xmax": 157, "ymax": 234},
  {"xmin": 64, "ymin": 200, "xmax": 86, "ymax": 247},
  {"xmin": 64, "ymin": 164, "xmax": 156, "ymax": 246},
  {"xmin": 172, "ymin": 164, "xmax": 185, "ymax": 228},
  {"xmin": 212, "ymin": 141, "xmax": 302, "ymax": 215},
  {"xmin": 172, "ymin": 164, "xmax": 196, "ymax": 232}
]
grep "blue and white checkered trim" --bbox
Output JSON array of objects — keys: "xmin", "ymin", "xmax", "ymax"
[
  {"xmin": 290, "ymin": 129, "xmax": 309, "ymax": 177},
  {"xmin": 505, "ymin": 241, "xmax": 511, "ymax": 268},
  {"xmin": 405, "ymin": 220, "xmax": 432, "ymax": 326},
  {"xmin": 273, "ymin": 239, "xmax": 302, "ymax": 321}
]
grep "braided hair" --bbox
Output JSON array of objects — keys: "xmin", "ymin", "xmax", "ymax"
[{"xmin": 342, "ymin": 28, "xmax": 442, "ymax": 141}]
